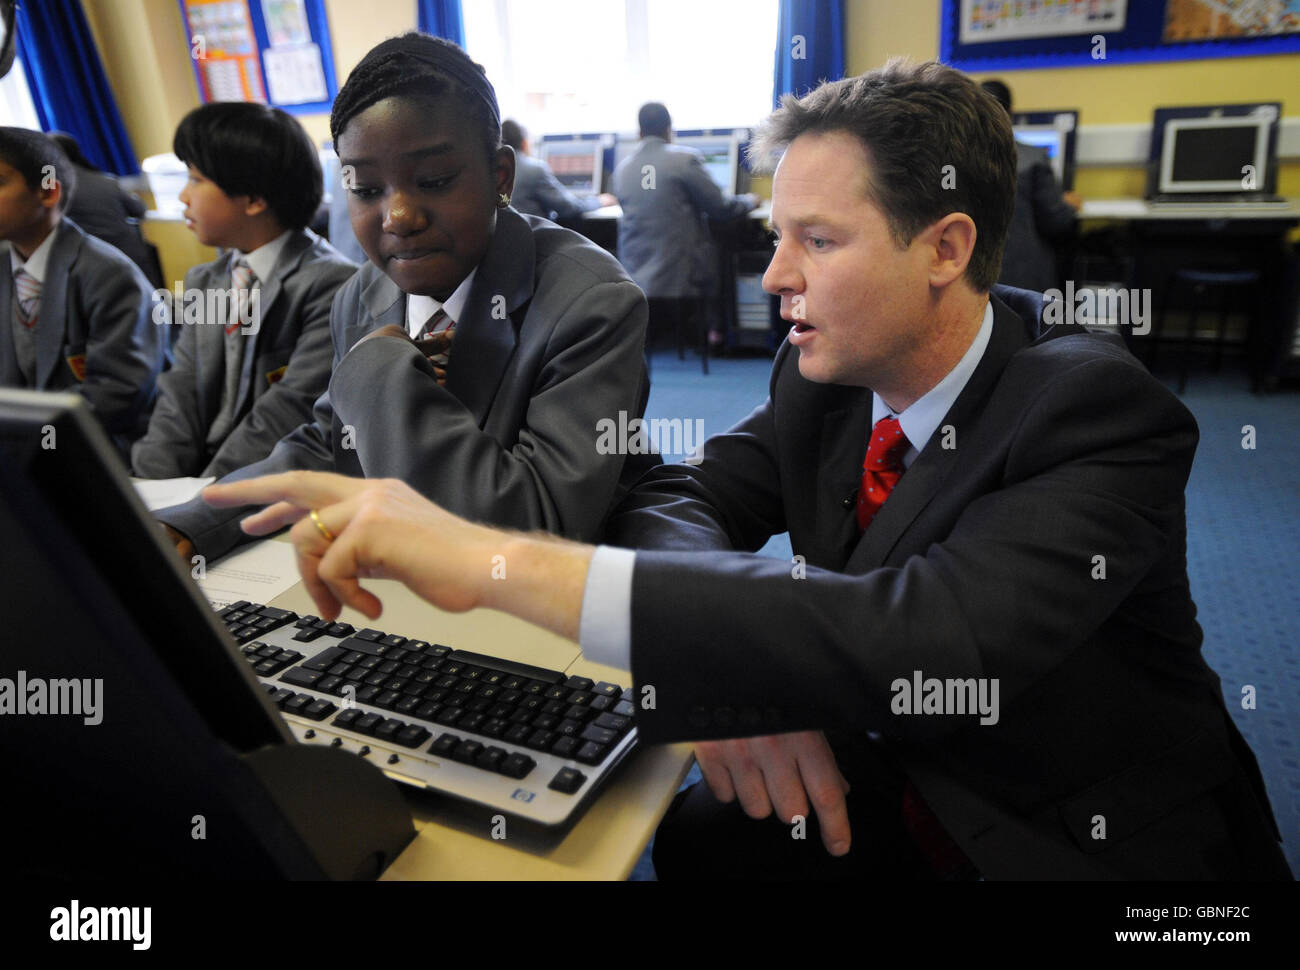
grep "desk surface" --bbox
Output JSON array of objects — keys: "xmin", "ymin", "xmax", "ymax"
[
  {"xmin": 263, "ymin": 543, "xmax": 693, "ymax": 880},
  {"xmin": 1080, "ymin": 197, "xmax": 1300, "ymax": 221}
]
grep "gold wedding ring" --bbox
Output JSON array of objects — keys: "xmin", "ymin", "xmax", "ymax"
[{"xmin": 309, "ymin": 508, "xmax": 335, "ymax": 543}]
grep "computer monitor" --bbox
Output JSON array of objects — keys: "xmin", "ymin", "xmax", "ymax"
[
  {"xmin": 1012, "ymin": 110, "xmax": 1079, "ymax": 191},
  {"xmin": 0, "ymin": 388, "xmax": 414, "ymax": 879},
  {"xmin": 538, "ymin": 134, "xmax": 611, "ymax": 195},
  {"xmin": 674, "ymin": 128, "xmax": 750, "ymax": 196},
  {"xmin": 1148, "ymin": 102, "xmax": 1281, "ymax": 198}
]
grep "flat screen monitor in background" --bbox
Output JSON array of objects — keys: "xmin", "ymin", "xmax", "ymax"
[
  {"xmin": 1012, "ymin": 110, "xmax": 1078, "ymax": 191},
  {"xmin": 674, "ymin": 128, "xmax": 751, "ymax": 196},
  {"xmin": 538, "ymin": 134, "xmax": 614, "ymax": 195},
  {"xmin": 1147, "ymin": 102, "xmax": 1281, "ymax": 198},
  {"xmin": 0, "ymin": 388, "xmax": 413, "ymax": 879}
]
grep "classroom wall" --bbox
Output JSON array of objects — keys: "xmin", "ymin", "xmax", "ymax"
[{"xmin": 845, "ymin": 1, "xmax": 1300, "ymax": 199}]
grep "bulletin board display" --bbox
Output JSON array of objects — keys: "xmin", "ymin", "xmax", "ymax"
[
  {"xmin": 179, "ymin": 0, "xmax": 338, "ymax": 114},
  {"xmin": 942, "ymin": 0, "xmax": 1300, "ymax": 71}
]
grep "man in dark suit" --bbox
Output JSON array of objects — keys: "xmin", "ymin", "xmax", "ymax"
[{"xmin": 207, "ymin": 60, "xmax": 1290, "ymax": 880}]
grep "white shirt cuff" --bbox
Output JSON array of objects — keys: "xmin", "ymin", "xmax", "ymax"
[{"xmin": 578, "ymin": 545, "xmax": 635, "ymax": 670}]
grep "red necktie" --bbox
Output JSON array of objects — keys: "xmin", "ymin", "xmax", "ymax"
[
  {"xmin": 855, "ymin": 415, "xmax": 979, "ymax": 878},
  {"xmin": 856, "ymin": 416, "xmax": 909, "ymax": 533}
]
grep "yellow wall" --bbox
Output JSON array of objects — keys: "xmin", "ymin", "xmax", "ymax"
[{"xmin": 844, "ymin": 0, "xmax": 1300, "ymax": 199}]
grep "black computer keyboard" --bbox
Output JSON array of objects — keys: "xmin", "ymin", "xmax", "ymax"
[
  {"xmin": 216, "ymin": 601, "xmax": 638, "ymax": 825},
  {"xmin": 1150, "ymin": 193, "xmax": 1287, "ymax": 205}
]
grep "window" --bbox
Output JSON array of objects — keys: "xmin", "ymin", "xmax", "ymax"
[
  {"xmin": 462, "ymin": 0, "xmax": 778, "ymax": 136},
  {"xmin": 0, "ymin": 58, "xmax": 41, "ymax": 129}
]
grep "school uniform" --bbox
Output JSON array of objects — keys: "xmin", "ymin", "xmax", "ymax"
[
  {"xmin": 131, "ymin": 229, "xmax": 356, "ymax": 480},
  {"xmin": 157, "ymin": 206, "xmax": 650, "ymax": 559},
  {"xmin": 0, "ymin": 217, "xmax": 166, "ymax": 456}
]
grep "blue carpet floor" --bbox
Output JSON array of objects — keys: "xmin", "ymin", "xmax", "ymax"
[{"xmin": 627, "ymin": 348, "xmax": 1299, "ymax": 879}]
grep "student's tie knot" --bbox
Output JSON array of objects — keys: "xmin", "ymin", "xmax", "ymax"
[
  {"xmin": 856, "ymin": 416, "xmax": 910, "ymax": 533},
  {"xmin": 14, "ymin": 267, "xmax": 41, "ymax": 329},
  {"xmin": 226, "ymin": 258, "xmax": 256, "ymax": 335},
  {"xmin": 417, "ymin": 307, "xmax": 456, "ymax": 386}
]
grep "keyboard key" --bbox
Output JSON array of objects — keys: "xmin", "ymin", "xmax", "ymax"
[
  {"xmin": 373, "ymin": 691, "xmax": 402, "ymax": 710},
  {"xmin": 282, "ymin": 694, "xmax": 311, "ymax": 715},
  {"xmin": 386, "ymin": 679, "xmax": 409, "ymax": 695},
  {"xmin": 508, "ymin": 708, "xmax": 535, "ymax": 725},
  {"xmin": 580, "ymin": 724, "xmax": 619, "ymax": 746},
  {"xmin": 353, "ymin": 628, "xmax": 383, "ymax": 643},
  {"xmin": 303, "ymin": 699, "xmax": 337, "ymax": 721},
  {"xmin": 293, "ymin": 627, "xmax": 323, "ymax": 643},
  {"xmin": 459, "ymin": 665, "xmax": 484, "ymax": 680},
  {"xmin": 374, "ymin": 718, "xmax": 405, "ymax": 741},
  {"xmin": 219, "ymin": 600, "xmax": 251, "ymax": 618},
  {"xmin": 377, "ymin": 660, "xmax": 401, "ymax": 675},
  {"xmin": 311, "ymin": 618, "xmax": 332, "ymax": 631},
  {"xmin": 357, "ymin": 656, "xmax": 381, "ymax": 669},
  {"xmin": 269, "ymin": 688, "xmax": 294, "ymax": 707},
  {"xmin": 594, "ymin": 712, "xmax": 631, "ymax": 732},
  {"xmin": 395, "ymin": 725, "xmax": 431, "ymax": 748},
  {"xmin": 379, "ymin": 634, "xmax": 408, "ymax": 648},
  {"xmin": 587, "ymin": 695, "xmax": 613, "ymax": 712},
  {"xmin": 256, "ymin": 643, "xmax": 280, "ymax": 658},
  {"xmin": 522, "ymin": 680, "xmax": 547, "ymax": 695},
  {"xmin": 429, "ymin": 644, "xmax": 452, "ymax": 657},
  {"xmin": 564, "ymin": 704, "xmax": 593, "ymax": 722},
  {"xmin": 397, "ymin": 664, "xmax": 421, "ymax": 681},
  {"xmin": 499, "ymin": 689, "xmax": 523, "ymax": 706},
  {"xmin": 613, "ymin": 700, "xmax": 636, "ymax": 718},
  {"xmin": 273, "ymin": 650, "xmax": 303, "ymax": 665},
  {"xmin": 327, "ymin": 663, "xmax": 352, "ymax": 678},
  {"xmin": 592, "ymin": 682, "xmax": 622, "ymax": 698},
  {"xmin": 254, "ymin": 660, "xmax": 280, "ymax": 676},
  {"xmin": 542, "ymin": 699, "xmax": 568, "ymax": 717},
  {"xmin": 465, "ymin": 696, "xmax": 493, "ymax": 713},
  {"xmin": 544, "ymin": 685, "xmax": 569, "ymax": 700},
  {"xmin": 364, "ymin": 672, "xmax": 389, "ymax": 688},
  {"xmin": 326, "ymin": 623, "xmax": 354, "ymax": 638},
  {"xmin": 355, "ymin": 686, "xmax": 381, "ymax": 705},
  {"xmin": 550, "ymin": 736, "xmax": 580, "ymax": 759},
  {"xmin": 503, "ymin": 723, "xmax": 532, "ymax": 745},
  {"xmin": 452, "ymin": 740, "xmax": 483, "ymax": 764},
  {"xmin": 555, "ymin": 718, "xmax": 583, "ymax": 737},
  {"xmin": 548, "ymin": 767, "xmax": 586, "ymax": 794},
  {"xmin": 433, "ymin": 707, "xmax": 463, "ymax": 726},
  {"xmin": 303, "ymin": 646, "xmax": 347, "ymax": 671},
  {"xmin": 499, "ymin": 753, "xmax": 536, "ymax": 779},
  {"xmin": 395, "ymin": 696, "xmax": 421, "ymax": 714},
  {"xmin": 532, "ymin": 714, "xmax": 558, "ymax": 731},
  {"xmin": 567, "ymin": 690, "xmax": 593, "ymax": 706},
  {"xmin": 458, "ymin": 712, "xmax": 487, "ymax": 733},
  {"xmin": 501, "ymin": 676, "xmax": 526, "ymax": 691},
  {"xmin": 429, "ymin": 733, "xmax": 459, "ymax": 756},
  {"xmin": 575, "ymin": 741, "xmax": 608, "ymax": 765},
  {"xmin": 317, "ymin": 676, "xmax": 344, "ymax": 695},
  {"xmin": 565, "ymin": 676, "xmax": 595, "ymax": 692},
  {"xmin": 405, "ymin": 640, "xmax": 430, "ymax": 654},
  {"xmin": 279, "ymin": 667, "xmax": 324, "ymax": 689},
  {"xmin": 332, "ymin": 708, "xmax": 362, "ymax": 728},
  {"xmin": 257, "ymin": 606, "xmax": 296, "ymax": 622},
  {"xmin": 479, "ymin": 717, "xmax": 508, "ymax": 738},
  {"xmin": 294, "ymin": 614, "xmax": 317, "ymax": 628},
  {"xmin": 353, "ymin": 713, "xmax": 383, "ymax": 735},
  {"xmin": 386, "ymin": 648, "xmax": 408, "ymax": 663},
  {"xmin": 524, "ymin": 729, "xmax": 556, "ymax": 752},
  {"xmin": 414, "ymin": 701, "xmax": 443, "ymax": 721},
  {"xmin": 475, "ymin": 746, "xmax": 506, "ymax": 772}
]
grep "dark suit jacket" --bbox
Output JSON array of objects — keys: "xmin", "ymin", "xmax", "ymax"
[
  {"xmin": 605, "ymin": 286, "xmax": 1289, "ymax": 880},
  {"xmin": 64, "ymin": 164, "xmax": 158, "ymax": 286},
  {"xmin": 0, "ymin": 218, "xmax": 167, "ymax": 454},
  {"xmin": 131, "ymin": 230, "xmax": 356, "ymax": 480},
  {"xmin": 159, "ymin": 207, "xmax": 650, "ymax": 559},
  {"xmin": 999, "ymin": 143, "xmax": 1076, "ymax": 293}
]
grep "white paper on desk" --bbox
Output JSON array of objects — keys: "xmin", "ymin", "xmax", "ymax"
[
  {"xmin": 197, "ymin": 541, "xmax": 300, "ymax": 610},
  {"xmin": 131, "ymin": 476, "xmax": 215, "ymax": 511}
]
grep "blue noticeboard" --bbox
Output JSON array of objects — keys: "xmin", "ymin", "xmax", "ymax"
[{"xmin": 942, "ymin": 0, "xmax": 1300, "ymax": 72}]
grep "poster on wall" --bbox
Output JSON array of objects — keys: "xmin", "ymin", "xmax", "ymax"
[
  {"xmin": 185, "ymin": 0, "xmax": 267, "ymax": 102},
  {"xmin": 259, "ymin": 0, "xmax": 328, "ymax": 104},
  {"xmin": 1163, "ymin": 0, "xmax": 1300, "ymax": 41},
  {"xmin": 960, "ymin": 0, "xmax": 1128, "ymax": 45}
]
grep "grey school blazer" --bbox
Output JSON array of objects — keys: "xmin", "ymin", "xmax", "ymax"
[
  {"xmin": 131, "ymin": 229, "xmax": 356, "ymax": 480},
  {"xmin": 0, "ymin": 218, "xmax": 166, "ymax": 454},
  {"xmin": 612, "ymin": 136, "xmax": 753, "ymax": 299},
  {"xmin": 158, "ymin": 207, "xmax": 650, "ymax": 559}
]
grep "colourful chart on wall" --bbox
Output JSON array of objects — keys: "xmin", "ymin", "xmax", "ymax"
[
  {"xmin": 961, "ymin": 0, "xmax": 1128, "ymax": 45},
  {"xmin": 180, "ymin": 0, "xmax": 338, "ymax": 113},
  {"xmin": 185, "ymin": 0, "xmax": 267, "ymax": 102},
  {"xmin": 1163, "ymin": 0, "xmax": 1300, "ymax": 41}
]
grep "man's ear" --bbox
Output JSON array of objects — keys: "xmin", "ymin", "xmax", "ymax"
[
  {"xmin": 926, "ymin": 213, "xmax": 977, "ymax": 289},
  {"xmin": 496, "ymin": 145, "xmax": 516, "ymax": 198}
]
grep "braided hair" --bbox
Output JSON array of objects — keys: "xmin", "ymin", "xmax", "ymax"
[{"xmin": 330, "ymin": 32, "xmax": 501, "ymax": 166}]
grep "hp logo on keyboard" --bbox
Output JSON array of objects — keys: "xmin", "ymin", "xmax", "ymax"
[{"xmin": 511, "ymin": 788, "xmax": 535, "ymax": 803}]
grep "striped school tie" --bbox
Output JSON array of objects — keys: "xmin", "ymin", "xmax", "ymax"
[
  {"xmin": 14, "ymin": 268, "xmax": 40, "ymax": 329},
  {"xmin": 419, "ymin": 307, "xmax": 455, "ymax": 386},
  {"xmin": 225, "ymin": 258, "xmax": 255, "ymax": 335}
]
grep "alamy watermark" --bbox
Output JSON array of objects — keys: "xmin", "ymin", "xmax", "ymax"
[
  {"xmin": 0, "ymin": 671, "xmax": 102, "ymax": 725},
  {"xmin": 596, "ymin": 410, "xmax": 704, "ymax": 462},
  {"xmin": 151, "ymin": 283, "xmax": 262, "ymax": 336},
  {"xmin": 890, "ymin": 670, "xmax": 999, "ymax": 725},
  {"xmin": 1042, "ymin": 281, "xmax": 1151, "ymax": 335}
]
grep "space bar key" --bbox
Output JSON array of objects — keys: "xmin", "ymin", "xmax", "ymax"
[{"xmin": 449, "ymin": 650, "xmax": 565, "ymax": 684}]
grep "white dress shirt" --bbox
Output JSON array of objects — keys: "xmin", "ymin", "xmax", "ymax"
[
  {"xmin": 405, "ymin": 268, "xmax": 477, "ymax": 337},
  {"xmin": 9, "ymin": 224, "xmax": 58, "ymax": 280},
  {"xmin": 578, "ymin": 299, "xmax": 995, "ymax": 670}
]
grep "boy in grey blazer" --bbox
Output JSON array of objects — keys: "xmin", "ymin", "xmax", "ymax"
[
  {"xmin": 0, "ymin": 128, "xmax": 166, "ymax": 458},
  {"xmin": 132, "ymin": 103, "xmax": 356, "ymax": 479}
]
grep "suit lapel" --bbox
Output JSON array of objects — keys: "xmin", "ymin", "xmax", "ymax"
[
  {"xmin": 35, "ymin": 223, "xmax": 78, "ymax": 388},
  {"xmin": 233, "ymin": 230, "xmax": 312, "ymax": 413},
  {"xmin": 443, "ymin": 208, "xmax": 533, "ymax": 426},
  {"xmin": 848, "ymin": 296, "xmax": 1033, "ymax": 571},
  {"xmin": 815, "ymin": 392, "xmax": 872, "ymax": 567}
]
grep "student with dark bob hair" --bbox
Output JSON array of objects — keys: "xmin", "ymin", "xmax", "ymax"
[
  {"xmin": 159, "ymin": 33, "xmax": 650, "ymax": 561},
  {"xmin": 132, "ymin": 102, "xmax": 357, "ymax": 480}
]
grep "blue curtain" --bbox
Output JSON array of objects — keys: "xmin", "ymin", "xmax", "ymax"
[
  {"xmin": 15, "ymin": 0, "xmax": 139, "ymax": 175},
  {"xmin": 773, "ymin": 0, "xmax": 845, "ymax": 107},
  {"xmin": 418, "ymin": 0, "xmax": 466, "ymax": 46}
]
